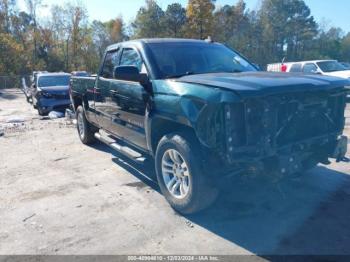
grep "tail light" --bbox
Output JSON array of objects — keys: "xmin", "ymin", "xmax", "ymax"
[{"xmin": 281, "ymin": 64, "xmax": 287, "ymax": 72}]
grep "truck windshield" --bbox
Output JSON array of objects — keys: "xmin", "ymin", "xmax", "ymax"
[
  {"xmin": 148, "ymin": 42, "xmax": 257, "ymax": 79},
  {"xmin": 38, "ymin": 75, "xmax": 70, "ymax": 87},
  {"xmin": 316, "ymin": 61, "xmax": 347, "ymax": 72}
]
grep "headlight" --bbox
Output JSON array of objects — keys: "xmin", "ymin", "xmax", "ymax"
[{"xmin": 39, "ymin": 91, "xmax": 53, "ymax": 98}]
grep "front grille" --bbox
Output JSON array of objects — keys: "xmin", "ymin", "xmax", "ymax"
[
  {"xmin": 53, "ymin": 104, "xmax": 70, "ymax": 111},
  {"xmin": 275, "ymin": 92, "xmax": 345, "ymax": 145},
  {"xmin": 225, "ymin": 90, "xmax": 346, "ymax": 160},
  {"xmin": 52, "ymin": 93, "xmax": 69, "ymax": 99}
]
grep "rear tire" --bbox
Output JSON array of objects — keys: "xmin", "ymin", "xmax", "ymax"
[
  {"xmin": 76, "ymin": 105, "xmax": 96, "ymax": 145},
  {"xmin": 155, "ymin": 132, "xmax": 218, "ymax": 214}
]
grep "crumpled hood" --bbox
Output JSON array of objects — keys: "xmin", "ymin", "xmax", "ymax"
[
  {"xmin": 39, "ymin": 85, "xmax": 69, "ymax": 94},
  {"xmin": 176, "ymin": 72, "xmax": 349, "ymax": 98}
]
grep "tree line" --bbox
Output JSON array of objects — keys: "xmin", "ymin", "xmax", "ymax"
[{"xmin": 1, "ymin": 0, "xmax": 350, "ymax": 76}]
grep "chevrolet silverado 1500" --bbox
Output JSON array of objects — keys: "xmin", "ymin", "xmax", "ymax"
[{"xmin": 70, "ymin": 39, "xmax": 349, "ymax": 214}]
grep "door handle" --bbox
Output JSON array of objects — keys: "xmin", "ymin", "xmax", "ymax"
[{"xmin": 110, "ymin": 90, "xmax": 119, "ymax": 94}]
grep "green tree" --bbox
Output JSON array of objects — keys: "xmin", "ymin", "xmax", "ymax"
[
  {"xmin": 313, "ymin": 27, "xmax": 344, "ymax": 60},
  {"xmin": 105, "ymin": 16, "xmax": 127, "ymax": 43},
  {"xmin": 186, "ymin": 0, "xmax": 215, "ymax": 39},
  {"xmin": 91, "ymin": 20, "xmax": 110, "ymax": 58},
  {"xmin": 132, "ymin": 0, "xmax": 165, "ymax": 38},
  {"xmin": 164, "ymin": 3, "xmax": 186, "ymax": 37},
  {"xmin": 25, "ymin": 0, "xmax": 43, "ymax": 68},
  {"xmin": 341, "ymin": 33, "xmax": 350, "ymax": 62},
  {"xmin": 258, "ymin": 0, "xmax": 317, "ymax": 63},
  {"xmin": 0, "ymin": 33, "xmax": 27, "ymax": 74},
  {"xmin": 0, "ymin": 0, "xmax": 16, "ymax": 33}
]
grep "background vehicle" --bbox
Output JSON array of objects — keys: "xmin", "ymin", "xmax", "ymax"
[
  {"xmin": 21, "ymin": 77, "xmax": 32, "ymax": 103},
  {"xmin": 32, "ymin": 72, "xmax": 71, "ymax": 116},
  {"xmin": 267, "ymin": 60, "xmax": 350, "ymax": 79},
  {"xmin": 22, "ymin": 71, "xmax": 48, "ymax": 103},
  {"xmin": 70, "ymin": 39, "xmax": 348, "ymax": 214},
  {"xmin": 71, "ymin": 71, "xmax": 90, "ymax": 77},
  {"xmin": 341, "ymin": 62, "xmax": 350, "ymax": 70}
]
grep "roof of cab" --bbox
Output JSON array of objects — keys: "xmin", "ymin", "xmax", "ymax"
[
  {"xmin": 37, "ymin": 72, "xmax": 71, "ymax": 77},
  {"xmin": 106, "ymin": 38, "xmax": 215, "ymax": 51}
]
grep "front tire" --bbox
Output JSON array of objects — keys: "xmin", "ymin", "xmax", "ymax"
[
  {"xmin": 155, "ymin": 133, "xmax": 218, "ymax": 214},
  {"xmin": 37, "ymin": 107, "xmax": 47, "ymax": 116},
  {"xmin": 76, "ymin": 105, "xmax": 96, "ymax": 145}
]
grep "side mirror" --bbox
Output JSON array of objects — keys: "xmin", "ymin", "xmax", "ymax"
[
  {"xmin": 114, "ymin": 66, "xmax": 143, "ymax": 82},
  {"xmin": 114, "ymin": 66, "xmax": 151, "ymax": 92}
]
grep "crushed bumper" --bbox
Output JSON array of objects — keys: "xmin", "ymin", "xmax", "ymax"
[
  {"xmin": 215, "ymin": 135, "xmax": 348, "ymax": 181},
  {"xmin": 37, "ymin": 98, "xmax": 71, "ymax": 113}
]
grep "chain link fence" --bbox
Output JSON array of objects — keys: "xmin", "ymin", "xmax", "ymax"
[{"xmin": 0, "ymin": 75, "xmax": 30, "ymax": 89}]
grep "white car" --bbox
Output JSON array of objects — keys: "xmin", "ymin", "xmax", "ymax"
[
  {"xmin": 267, "ymin": 60, "xmax": 350, "ymax": 79},
  {"xmin": 267, "ymin": 60, "xmax": 350, "ymax": 100}
]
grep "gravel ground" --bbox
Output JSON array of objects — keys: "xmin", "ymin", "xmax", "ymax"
[{"xmin": 0, "ymin": 89, "xmax": 350, "ymax": 255}]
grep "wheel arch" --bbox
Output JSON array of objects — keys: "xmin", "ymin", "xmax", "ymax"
[
  {"xmin": 71, "ymin": 93, "xmax": 90, "ymax": 112},
  {"xmin": 71, "ymin": 93, "xmax": 83, "ymax": 110},
  {"xmin": 148, "ymin": 116, "xmax": 200, "ymax": 156}
]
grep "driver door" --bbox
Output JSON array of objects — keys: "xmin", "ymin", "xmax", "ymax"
[{"xmin": 109, "ymin": 47, "xmax": 148, "ymax": 150}]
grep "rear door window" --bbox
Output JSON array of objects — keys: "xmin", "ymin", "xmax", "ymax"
[
  {"xmin": 289, "ymin": 63, "xmax": 302, "ymax": 72},
  {"xmin": 303, "ymin": 63, "xmax": 318, "ymax": 74}
]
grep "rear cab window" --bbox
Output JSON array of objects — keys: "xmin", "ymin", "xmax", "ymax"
[{"xmin": 303, "ymin": 63, "xmax": 318, "ymax": 74}]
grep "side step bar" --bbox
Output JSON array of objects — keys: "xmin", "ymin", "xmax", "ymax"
[{"xmin": 94, "ymin": 131, "xmax": 146, "ymax": 163}]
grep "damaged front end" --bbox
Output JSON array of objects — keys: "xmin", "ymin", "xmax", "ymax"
[{"xmin": 222, "ymin": 88, "xmax": 348, "ymax": 176}]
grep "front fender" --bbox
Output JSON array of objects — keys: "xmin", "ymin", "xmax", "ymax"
[{"xmin": 149, "ymin": 80, "xmax": 241, "ymax": 151}]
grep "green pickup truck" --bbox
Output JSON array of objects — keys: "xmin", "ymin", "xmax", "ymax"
[{"xmin": 70, "ymin": 38, "xmax": 348, "ymax": 214}]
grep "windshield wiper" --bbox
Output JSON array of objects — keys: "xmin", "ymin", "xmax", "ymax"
[
  {"xmin": 165, "ymin": 71, "xmax": 194, "ymax": 79},
  {"xmin": 164, "ymin": 69, "xmax": 243, "ymax": 79}
]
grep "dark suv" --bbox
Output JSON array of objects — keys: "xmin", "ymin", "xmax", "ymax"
[{"xmin": 32, "ymin": 73, "xmax": 71, "ymax": 115}]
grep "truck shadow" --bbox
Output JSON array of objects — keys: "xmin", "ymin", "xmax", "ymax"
[
  {"xmin": 91, "ymin": 142, "xmax": 350, "ymax": 255},
  {"xmin": 188, "ymin": 167, "xmax": 350, "ymax": 255},
  {"xmin": 0, "ymin": 90, "xmax": 19, "ymax": 100},
  {"xmin": 90, "ymin": 142, "xmax": 159, "ymax": 191}
]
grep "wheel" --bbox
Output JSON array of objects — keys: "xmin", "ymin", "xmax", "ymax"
[
  {"xmin": 155, "ymin": 133, "xmax": 218, "ymax": 214},
  {"xmin": 37, "ymin": 107, "xmax": 47, "ymax": 116},
  {"xmin": 76, "ymin": 105, "xmax": 96, "ymax": 145}
]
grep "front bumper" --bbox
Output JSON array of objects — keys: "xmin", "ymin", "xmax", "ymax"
[
  {"xmin": 207, "ymin": 134, "xmax": 348, "ymax": 182},
  {"xmin": 37, "ymin": 98, "xmax": 71, "ymax": 114}
]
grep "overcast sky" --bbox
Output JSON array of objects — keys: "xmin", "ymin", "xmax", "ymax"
[{"xmin": 17, "ymin": 0, "xmax": 350, "ymax": 34}]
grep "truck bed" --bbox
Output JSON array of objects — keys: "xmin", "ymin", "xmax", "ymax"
[{"xmin": 70, "ymin": 76, "xmax": 96, "ymax": 95}]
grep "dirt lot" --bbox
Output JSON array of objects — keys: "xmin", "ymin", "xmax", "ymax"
[{"xmin": 0, "ymin": 89, "xmax": 350, "ymax": 255}]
